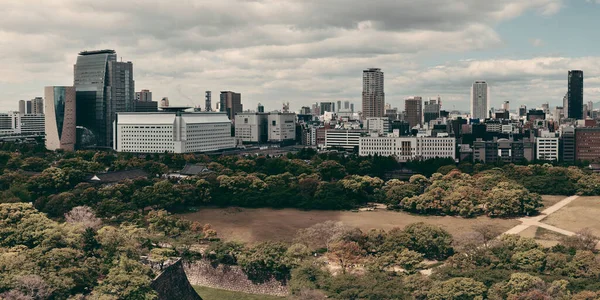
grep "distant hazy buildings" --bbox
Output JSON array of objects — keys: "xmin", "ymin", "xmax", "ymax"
[
  {"xmin": 219, "ymin": 91, "xmax": 242, "ymax": 120},
  {"xmin": 45, "ymin": 86, "xmax": 76, "ymax": 151},
  {"xmin": 135, "ymin": 89, "xmax": 152, "ymax": 102},
  {"xmin": 114, "ymin": 112, "xmax": 235, "ymax": 153},
  {"xmin": 160, "ymin": 97, "xmax": 170, "ymax": 107},
  {"xmin": 471, "ymin": 81, "xmax": 489, "ymax": 120},
  {"xmin": 405, "ymin": 96, "xmax": 423, "ymax": 128},
  {"xmin": 320, "ymin": 102, "xmax": 335, "ymax": 114},
  {"xmin": 74, "ymin": 49, "xmax": 134, "ymax": 148},
  {"xmin": 31, "ymin": 97, "xmax": 44, "ymax": 114},
  {"xmin": 362, "ymin": 68, "xmax": 385, "ymax": 119},
  {"xmin": 567, "ymin": 70, "xmax": 584, "ymax": 119},
  {"xmin": 424, "ymin": 97, "xmax": 441, "ymax": 124}
]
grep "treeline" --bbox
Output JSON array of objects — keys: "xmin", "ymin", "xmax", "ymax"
[{"xmin": 2, "ymin": 147, "xmax": 600, "ymax": 222}]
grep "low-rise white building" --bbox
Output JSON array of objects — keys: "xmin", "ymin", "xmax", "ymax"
[
  {"xmin": 235, "ymin": 112, "xmax": 268, "ymax": 143},
  {"xmin": 0, "ymin": 112, "xmax": 45, "ymax": 137},
  {"xmin": 114, "ymin": 112, "xmax": 235, "ymax": 153},
  {"xmin": 268, "ymin": 113, "xmax": 296, "ymax": 142},
  {"xmin": 359, "ymin": 136, "xmax": 456, "ymax": 162},
  {"xmin": 325, "ymin": 130, "xmax": 365, "ymax": 151},
  {"xmin": 536, "ymin": 131, "xmax": 559, "ymax": 161}
]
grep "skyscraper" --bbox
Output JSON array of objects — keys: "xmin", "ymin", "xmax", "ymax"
[
  {"xmin": 424, "ymin": 97, "xmax": 441, "ymax": 124},
  {"xmin": 362, "ymin": 68, "xmax": 385, "ymax": 119},
  {"xmin": 567, "ymin": 70, "xmax": 583, "ymax": 119},
  {"xmin": 205, "ymin": 91, "xmax": 212, "ymax": 112},
  {"xmin": 74, "ymin": 49, "xmax": 134, "ymax": 148},
  {"xmin": 471, "ymin": 81, "xmax": 489, "ymax": 120},
  {"xmin": 18, "ymin": 100, "xmax": 25, "ymax": 114},
  {"xmin": 405, "ymin": 96, "xmax": 423, "ymax": 128},
  {"xmin": 45, "ymin": 86, "xmax": 76, "ymax": 151},
  {"xmin": 219, "ymin": 91, "xmax": 242, "ymax": 120},
  {"xmin": 31, "ymin": 97, "xmax": 44, "ymax": 114},
  {"xmin": 26, "ymin": 101, "xmax": 32, "ymax": 114},
  {"xmin": 320, "ymin": 102, "xmax": 335, "ymax": 114}
]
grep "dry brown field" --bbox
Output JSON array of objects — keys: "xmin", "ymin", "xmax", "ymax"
[{"xmin": 180, "ymin": 207, "xmax": 519, "ymax": 244}]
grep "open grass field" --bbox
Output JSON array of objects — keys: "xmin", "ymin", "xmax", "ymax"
[
  {"xmin": 193, "ymin": 286, "xmax": 283, "ymax": 300},
  {"xmin": 542, "ymin": 196, "xmax": 600, "ymax": 236},
  {"xmin": 518, "ymin": 225, "xmax": 563, "ymax": 248},
  {"xmin": 541, "ymin": 195, "xmax": 568, "ymax": 208},
  {"xmin": 180, "ymin": 207, "xmax": 519, "ymax": 244}
]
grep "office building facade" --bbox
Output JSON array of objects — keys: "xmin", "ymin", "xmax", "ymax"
[
  {"xmin": 268, "ymin": 113, "xmax": 296, "ymax": 143},
  {"xmin": 362, "ymin": 68, "xmax": 385, "ymax": 119},
  {"xmin": 74, "ymin": 49, "xmax": 135, "ymax": 148},
  {"xmin": 405, "ymin": 96, "xmax": 423, "ymax": 128},
  {"xmin": 471, "ymin": 81, "xmax": 489, "ymax": 120},
  {"xmin": 575, "ymin": 127, "xmax": 600, "ymax": 162},
  {"xmin": 424, "ymin": 97, "xmax": 441, "ymax": 124},
  {"xmin": 114, "ymin": 112, "xmax": 235, "ymax": 153},
  {"xmin": 219, "ymin": 91, "xmax": 242, "ymax": 120},
  {"xmin": 235, "ymin": 112, "xmax": 269, "ymax": 143},
  {"xmin": 135, "ymin": 89, "xmax": 152, "ymax": 102},
  {"xmin": 359, "ymin": 136, "xmax": 456, "ymax": 162},
  {"xmin": 45, "ymin": 86, "xmax": 76, "ymax": 151}
]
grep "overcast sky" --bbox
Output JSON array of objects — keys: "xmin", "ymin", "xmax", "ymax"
[{"xmin": 1, "ymin": 0, "xmax": 599, "ymax": 113}]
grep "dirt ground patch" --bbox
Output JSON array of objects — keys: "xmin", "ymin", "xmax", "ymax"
[
  {"xmin": 542, "ymin": 196, "xmax": 600, "ymax": 236},
  {"xmin": 541, "ymin": 195, "xmax": 568, "ymax": 208},
  {"xmin": 180, "ymin": 208, "xmax": 519, "ymax": 244}
]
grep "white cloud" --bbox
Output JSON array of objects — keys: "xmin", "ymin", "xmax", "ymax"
[
  {"xmin": 529, "ymin": 38, "xmax": 545, "ymax": 47},
  {"xmin": 0, "ymin": 0, "xmax": 574, "ymax": 112}
]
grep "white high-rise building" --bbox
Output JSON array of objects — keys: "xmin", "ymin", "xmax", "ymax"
[
  {"xmin": 268, "ymin": 113, "xmax": 296, "ymax": 142},
  {"xmin": 471, "ymin": 81, "xmax": 489, "ymax": 120},
  {"xmin": 362, "ymin": 68, "xmax": 385, "ymax": 119}
]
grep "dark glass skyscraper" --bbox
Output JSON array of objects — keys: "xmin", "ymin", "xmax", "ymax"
[
  {"xmin": 74, "ymin": 49, "xmax": 134, "ymax": 148},
  {"xmin": 567, "ymin": 70, "xmax": 583, "ymax": 120}
]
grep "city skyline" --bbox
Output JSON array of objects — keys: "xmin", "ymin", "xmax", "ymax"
[{"xmin": 1, "ymin": 1, "xmax": 600, "ymax": 112}]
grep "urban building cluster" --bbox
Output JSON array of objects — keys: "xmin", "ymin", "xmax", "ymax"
[{"xmin": 3, "ymin": 51, "xmax": 599, "ymax": 162}]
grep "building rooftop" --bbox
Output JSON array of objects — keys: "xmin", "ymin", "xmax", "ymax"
[{"xmin": 78, "ymin": 49, "xmax": 116, "ymax": 55}]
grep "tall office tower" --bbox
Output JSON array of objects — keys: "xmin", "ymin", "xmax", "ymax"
[
  {"xmin": 502, "ymin": 101, "xmax": 510, "ymax": 111},
  {"xmin": 588, "ymin": 101, "xmax": 594, "ymax": 117},
  {"xmin": 18, "ymin": 100, "xmax": 25, "ymax": 114},
  {"xmin": 205, "ymin": 91, "xmax": 212, "ymax": 111},
  {"xmin": 31, "ymin": 97, "xmax": 44, "ymax": 114},
  {"xmin": 405, "ymin": 96, "xmax": 423, "ymax": 128},
  {"xmin": 320, "ymin": 102, "xmax": 335, "ymax": 114},
  {"xmin": 300, "ymin": 106, "xmax": 311, "ymax": 115},
  {"xmin": 257, "ymin": 103, "xmax": 265, "ymax": 113},
  {"xmin": 350, "ymin": 103, "xmax": 354, "ymax": 113},
  {"xmin": 519, "ymin": 105, "xmax": 527, "ymax": 117},
  {"xmin": 26, "ymin": 101, "xmax": 32, "ymax": 114},
  {"xmin": 567, "ymin": 70, "xmax": 583, "ymax": 119},
  {"xmin": 423, "ymin": 97, "xmax": 441, "ymax": 124},
  {"xmin": 471, "ymin": 81, "xmax": 489, "ymax": 120},
  {"xmin": 344, "ymin": 101, "xmax": 350, "ymax": 110},
  {"xmin": 135, "ymin": 89, "xmax": 152, "ymax": 102},
  {"xmin": 45, "ymin": 86, "xmax": 76, "ymax": 151},
  {"xmin": 337, "ymin": 101, "xmax": 342, "ymax": 112},
  {"xmin": 74, "ymin": 49, "xmax": 134, "ymax": 148},
  {"xmin": 362, "ymin": 68, "xmax": 385, "ymax": 119},
  {"xmin": 219, "ymin": 91, "xmax": 242, "ymax": 120},
  {"xmin": 583, "ymin": 104, "xmax": 589, "ymax": 120}
]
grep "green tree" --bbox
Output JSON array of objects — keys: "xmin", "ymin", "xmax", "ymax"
[
  {"xmin": 92, "ymin": 257, "xmax": 157, "ymax": 300},
  {"xmin": 238, "ymin": 241, "xmax": 292, "ymax": 284},
  {"xmin": 318, "ymin": 160, "xmax": 347, "ymax": 181},
  {"xmin": 427, "ymin": 277, "xmax": 487, "ymax": 300},
  {"xmin": 401, "ymin": 223, "xmax": 454, "ymax": 260}
]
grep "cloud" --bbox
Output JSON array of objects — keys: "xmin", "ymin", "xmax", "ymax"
[
  {"xmin": 529, "ymin": 38, "xmax": 545, "ymax": 47},
  {"xmin": 0, "ymin": 0, "xmax": 570, "ymax": 112}
]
